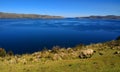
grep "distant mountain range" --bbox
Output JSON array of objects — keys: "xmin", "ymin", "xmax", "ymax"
[
  {"xmin": 0, "ymin": 12, "xmax": 63, "ymax": 19},
  {"xmin": 76, "ymin": 15, "xmax": 120, "ymax": 19}
]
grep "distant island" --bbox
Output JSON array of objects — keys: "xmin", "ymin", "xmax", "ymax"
[
  {"xmin": 0, "ymin": 12, "xmax": 63, "ymax": 19},
  {"xmin": 76, "ymin": 15, "xmax": 120, "ymax": 19},
  {"xmin": 0, "ymin": 12, "xmax": 120, "ymax": 19}
]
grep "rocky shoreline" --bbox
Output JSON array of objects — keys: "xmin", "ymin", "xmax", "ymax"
[{"xmin": 0, "ymin": 39, "xmax": 120, "ymax": 64}]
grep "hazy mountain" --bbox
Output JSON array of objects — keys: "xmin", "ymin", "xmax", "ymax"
[{"xmin": 76, "ymin": 15, "xmax": 120, "ymax": 19}]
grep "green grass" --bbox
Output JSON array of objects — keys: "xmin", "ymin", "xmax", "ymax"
[{"xmin": 0, "ymin": 49, "xmax": 120, "ymax": 72}]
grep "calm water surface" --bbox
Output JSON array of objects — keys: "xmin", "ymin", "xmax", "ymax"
[{"xmin": 0, "ymin": 18, "xmax": 120, "ymax": 54}]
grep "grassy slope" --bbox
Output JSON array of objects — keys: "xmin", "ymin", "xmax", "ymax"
[{"xmin": 0, "ymin": 40, "xmax": 120, "ymax": 72}]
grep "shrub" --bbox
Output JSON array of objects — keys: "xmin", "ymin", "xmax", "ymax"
[
  {"xmin": 99, "ymin": 52, "xmax": 104, "ymax": 55},
  {"xmin": 42, "ymin": 47, "xmax": 48, "ymax": 52},
  {"xmin": 114, "ymin": 51, "xmax": 120, "ymax": 54},
  {"xmin": 67, "ymin": 48, "xmax": 74, "ymax": 53},
  {"xmin": 0, "ymin": 48, "xmax": 6, "ymax": 57},
  {"xmin": 7, "ymin": 51, "xmax": 14, "ymax": 56},
  {"xmin": 116, "ymin": 36, "xmax": 120, "ymax": 40},
  {"xmin": 74, "ymin": 44, "xmax": 85, "ymax": 51},
  {"xmin": 51, "ymin": 46, "xmax": 60, "ymax": 53}
]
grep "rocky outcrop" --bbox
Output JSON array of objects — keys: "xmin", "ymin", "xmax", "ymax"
[{"xmin": 79, "ymin": 49, "xmax": 95, "ymax": 58}]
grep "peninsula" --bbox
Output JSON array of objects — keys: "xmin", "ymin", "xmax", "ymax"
[
  {"xmin": 76, "ymin": 15, "xmax": 120, "ymax": 19},
  {"xmin": 0, "ymin": 12, "xmax": 63, "ymax": 19}
]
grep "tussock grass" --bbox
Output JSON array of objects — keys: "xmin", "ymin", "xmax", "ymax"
[{"xmin": 0, "ymin": 40, "xmax": 120, "ymax": 72}]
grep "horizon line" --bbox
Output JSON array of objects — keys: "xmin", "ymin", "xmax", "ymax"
[{"xmin": 0, "ymin": 11, "xmax": 120, "ymax": 18}]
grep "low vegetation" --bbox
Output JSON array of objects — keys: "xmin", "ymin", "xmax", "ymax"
[
  {"xmin": 0, "ymin": 40, "xmax": 120, "ymax": 72},
  {"xmin": 116, "ymin": 36, "xmax": 120, "ymax": 40}
]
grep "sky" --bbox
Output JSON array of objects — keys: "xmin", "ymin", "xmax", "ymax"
[{"xmin": 0, "ymin": 0, "xmax": 120, "ymax": 17}]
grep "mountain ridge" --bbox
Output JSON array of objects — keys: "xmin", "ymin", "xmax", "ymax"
[
  {"xmin": 76, "ymin": 15, "xmax": 120, "ymax": 19},
  {"xmin": 0, "ymin": 12, "xmax": 63, "ymax": 19}
]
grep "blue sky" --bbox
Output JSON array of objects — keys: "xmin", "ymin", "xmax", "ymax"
[{"xmin": 0, "ymin": 0, "xmax": 120, "ymax": 17}]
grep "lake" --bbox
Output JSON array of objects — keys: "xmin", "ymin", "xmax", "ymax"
[{"xmin": 0, "ymin": 18, "xmax": 120, "ymax": 54}]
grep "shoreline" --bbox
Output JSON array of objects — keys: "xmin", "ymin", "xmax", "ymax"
[{"xmin": 0, "ymin": 39, "xmax": 120, "ymax": 72}]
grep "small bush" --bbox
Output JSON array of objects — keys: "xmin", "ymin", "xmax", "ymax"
[
  {"xmin": 99, "ymin": 52, "xmax": 104, "ymax": 55},
  {"xmin": 7, "ymin": 51, "xmax": 14, "ymax": 56},
  {"xmin": 51, "ymin": 46, "xmax": 60, "ymax": 53},
  {"xmin": 116, "ymin": 36, "xmax": 120, "ymax": 40},
  {"xmin": 42, "ymin": 47, "xmax": 48, "ymax": 52},
  {"xmin": 74, "ymin": 44, "xmax": 85, "ymax": 51},
  {"xmin": 114, "ymin": 51, "xmax": 120, "ymax": 54},
  {"xmin": 0, "ymin": 48, "xmax": 6, "ymax": 57}
]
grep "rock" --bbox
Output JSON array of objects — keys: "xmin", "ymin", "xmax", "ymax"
[
  {"xmin": 79, "ymin": 49, "xmax": 95, "ymax": 59},
  {"xmin": 52, "ymin": 54, "xmax": 62, "ymax": 60},
  {"xmin": 67, "ymin": 48, "xmax": 74, "ymax": 53},
  {"xmin": 114, "ymin": 51, "xmax": 120, "ymax": 54},
  {"xmin": 99, "ymin": 51, "xmax": 104, "ymax": 55}
]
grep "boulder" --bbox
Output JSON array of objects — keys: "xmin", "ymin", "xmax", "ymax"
[{"xmin": 79, "ymin": 49, "xmax": 95, "ymax": 59}]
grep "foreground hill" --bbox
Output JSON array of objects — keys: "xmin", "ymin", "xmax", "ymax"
[
  {"xmin": 0, "ymin": 12, "xmax": 63, "ymax": 19},
  {"xmin": 0, "ymin": 39, "xmax": 120, "ymax": 72},
  {"xmin": 76, "ymin": 15, "xmax": 120, "ymax": 19}
]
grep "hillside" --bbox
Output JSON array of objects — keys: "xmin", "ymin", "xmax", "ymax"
[
  {"xmin": 76, "ymin": 15, "xmax": 120, "ymax": 19},
  {"xmin": 0, "ymin": 12, "xmax": 63, "ymax": 19},
  {"xmin": 0, "ymin": 39, "xmax": 120, "ymax": 72}
]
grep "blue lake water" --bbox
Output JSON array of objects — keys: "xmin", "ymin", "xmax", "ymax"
[{"xmin": 0, "ymin": 18, "xmax": 120, "ymax": 54}]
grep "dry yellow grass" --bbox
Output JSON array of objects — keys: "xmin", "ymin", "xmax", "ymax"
[{"xmin": 0, "ymin": 40, "xmax": 120, "ymax": 72}]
